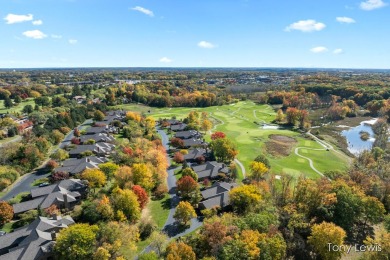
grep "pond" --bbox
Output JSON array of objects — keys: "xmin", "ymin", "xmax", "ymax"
[{"xmin": 341, "ymin": 118, "xmax": 377, "ymax": 155}]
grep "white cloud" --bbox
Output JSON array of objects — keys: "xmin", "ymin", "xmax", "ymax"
[
  {"xmin": 360, "ymin": 0, "xmax": 388, "ymax": 10},
  {"xmin": 22, "ymin": 30, "xmax": 47, "ymax": 39},
  {"xmin": 32, "ymin": 19, "xmax": 43, "ymax": 25},
  {"xmin": 198, "ymin": 41, "xmax": 217, "ymax": 49},
  {"xmin": 285, "ymin": 19, "xmax": 326, "ymax": 32},
  {"xmin": 68, "ymin": 39, "xmax": 78, "ymax": 44},
  {"xmin": 333, "ymin": 48, "xmax": 344, "ymax": 54},
  {"xmin": 336, "ymin": 17, "xmax": 356, "ymax": 23},
  {"xmin": 4, "ymin": 13, "xmax": 33, "ymax": 24},
  {"xmin": 159, "ymin": 57, "xmax": 173, "ymax": 63},
  {"xmin": 310, "ymin": 46, "xmax": 328, "ymax": 53},
  {"xmin": 51, "ymin": 34, "xmax": 62, "ymax": 39},
  {"xmin": 131, "ymin": 6, "xmax": 154, "ymax": 17}
]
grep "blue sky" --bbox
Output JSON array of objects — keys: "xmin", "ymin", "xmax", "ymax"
[{"xmin": 1, "ymin": 0, "xmax": 389, "ymax": 68}]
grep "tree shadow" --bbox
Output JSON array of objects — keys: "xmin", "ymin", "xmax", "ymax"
[{"xmin": 163, "ymin": 221, "xmax": 189, "ymax": 237}]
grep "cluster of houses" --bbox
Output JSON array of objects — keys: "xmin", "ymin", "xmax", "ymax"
[
  {"xmin": 0, "ymin": 111, "xmax": 126, "ymax": 259},
  {"xmin": 0, "ymin": 114, "xmax": 33, "ymax": 137},
  {"xmin": 166, "ymin": 119, "xmax": 237, "ymax": 211},
  {"xmin": 0, "ymin": 215, "xmax": 75, "ymax": 260}
]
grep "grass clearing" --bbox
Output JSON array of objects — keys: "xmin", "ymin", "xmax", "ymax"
[
  {"xmin": 0, "ymin": 98, "xmax": 35, "ymax": 114},
  {"xmin": 114, "ymin": 101, "xmax": 351, "ymax": 180},
  {"xmin": 148, "ymin": 194, "xmax": 170, "ymax": 229}
]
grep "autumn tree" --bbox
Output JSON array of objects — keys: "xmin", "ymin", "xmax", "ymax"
[
  {"xmin": 173, "ymin": 152, "xmax": 184, "ymax": 164},
  {"xmin": 114, "ymin": 165, "xmax": 132, "ymax": 189},
  {"xmin": 201, "ymin": 119, "xmax": 213, "ymax": 133},
  {"xmin": 308, "ymin": 222, "xmax": 346, "ymax": 260},
  {"xmin": 286, "ymin": 107, "xmax": 300, "ymax": 125},
  {"xmin": 51, "ymin": 171, "xmax": 70, "ymax": 182},
  {"xmin": 211, "ymin": 131, "xmax": 226, "ymax": 140},
  {"xmin": 99, "ymin": 162, "xmax": 119, "ymax": 177},
  {"xmin": 165, "ymin": 241, "xmax": 196, "ymax": 260},
  {"xmin": 51, "ymin": 130, "xmax": 65, "ymax": 144},
  {"xmin": 50, "ymin": 149, "xmax": 69, "ymax": 161},
  {"xmin": 181, "ymin": 168, "xmax": 198, "ymax": 182},
  {"xmin": 173, "ymin": 201, "xmax": 196, "ymax": 225},
  {"xmin": 230, "ymin": 185, "xmax": 262, "ymax": 214},
  {"xmin": 254, "ymin": 154, "xmax": 271, "ymax": 169},
  {"xmin": 275, "ymin": 109, "xmax": 285, "ymax": 123},
  {"xmin": 249, "ymin": 161, "xmax": 269, "ymax": 181},
  {"xmin": 177, "ymin": 176, "xmax": 199, "ymax": 199},
  {"xmin": 46, "ymin": 160, "xmax": 59, "ymax": 171},
  {"xmin": 0, "ymin": 201, "xmax": 13, "ymax": 225},
  {"xmin": 54, "ymin": 223, "xmax": 99, "ymax": 260},
  {"xmin": 132, "ymin": 185, "xmax": 149, "ymax": 209},
  {"xmin": 150, "ymin": 231, "xmax": 169, "ymax": 257},
  {"xmin": 240, "ymin": 230, "xmax": 264, "ymax": 259},
  {"xmin": 170, "ymin": 137, "xmax": 184, "ymax": 148},
  {"xmin": 110, "ymin": 188, "xmax": 141, "ymax": 222},
  {"xmin": 94, "ymin": 110, "xmax": 105, "ymax": 121},
  {"xmin": 132, "ymin": 163, "xmax": 154, "ymax": 191},
  {"xmin": 81, "ymin": 168, "xmax": 107, "ymax": 191},
  {"xmin": 44, "ymin": 204, "xmax": 60, "ymax": 216},
  {"xmin": 210, "ymin": 138, "xmax": 238, "ymax": 162},
  {"xmin": 97, "ymin": 221, "xmax": 139, "ymax": 258},
  {"xmin": 96, "ymin": 195, "xmax": 114, "ymax": 220},
  {"xmin": 73, "ymin": 128, "xmax": 81, "ymax": 137}
]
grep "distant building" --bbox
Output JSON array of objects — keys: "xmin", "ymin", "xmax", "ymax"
[
  {"xmin": 12, "ymin": 179, "xmax": 87, "ymax": 215},
  {"xmin": 79, "ymin": 133, "xmax": 115, "ymax": 144},
  {"xmin": 0, "ymin": 215, "xmax": 75, "ymax": 260}
]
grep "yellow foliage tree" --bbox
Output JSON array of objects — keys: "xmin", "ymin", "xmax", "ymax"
[
  {"xmin": 308, "ymin": 222, "xmax": 346, "ymax": 260},
  {"xmin": 229, "ymin": 185, "xmax": 262, "ymax": 214},
  {"xmin": 240, "ymin": 230, "xmax": 265, "ymax": 259},
  {"xmin": 166, "ymin": 241, "xmax": 196, "ymax": 260},
  {"xmin": 249, "ymin": 161, "xmax": 269, "ymax": 181},
  {"xmin": 81, "ymin": 168, "xmax": 106, "ymax": 191},
  {"xmin": 132, "ymin": 163, "xmax": 154, "ymax": 191},
  {"xmin": 173, "ymin": 201, "xmax": 196, "ymax": 225},
  {"xmin": 126, "ymin": 111, "xmax": 142, "ymax": 123},
  {"xmin": 114, "ymin": 166, "xmax": 133, "ymax": 189}
]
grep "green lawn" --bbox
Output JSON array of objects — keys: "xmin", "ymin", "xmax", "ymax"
[
  {"xmin": 113, "ymin": 101, "xmax": 351, "ymax": 180},
  {"xmin": 0, "ymin": 98, "xmax": 35, "ymax": 114},
  {"xmin": 148, "ymin": 194, "xmax": 170, "ymax": 229}
]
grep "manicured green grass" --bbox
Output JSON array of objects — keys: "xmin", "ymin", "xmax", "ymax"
[
  {"xmin": 0, "ymin": 98, "xmax": 35, "ymax": 114},
  {"xmin": 114, "ymin": 101, "xmax": 351, "ymax": 180},
  {"xmin": 0, "ymin": 135, "xmax": 20, "ymax": 144},
  {"xmin": 31, "ymin": 177, "xmax": 50, "ymax": 187},
  {"xmin": 148, "ymin": 194, "xmax": 170, "ymax": 229},
  {"xmin": 8, "ymin": 191, "xmax": 30, "ymax": 204}
]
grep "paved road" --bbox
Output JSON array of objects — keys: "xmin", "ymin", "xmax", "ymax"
[
  {"xmin": 140, "ymin": 128, "xmax": 203, "ymax": 257},
  {"xmin": 0, "ymin": 119, "xmax": 93, "ymax": 201}
]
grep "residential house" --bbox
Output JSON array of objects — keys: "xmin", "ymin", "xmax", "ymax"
[
  {"xmin": 73, "ymin": 96, "xmax": 86, "ymax": 104},
  {"xmin": 174, "ymin": 130, "xmax": 201, "ymax": 139},
  {"xmin": 183, "ymin": 148, "xmax": 207, "ymax": 162},
  {"xmin": 12, "ymin": 179, "xmax": 87, "ymax": 215},
  {"xmin": 53, "ymin": 156, "xmax": 108, "ymax": 175},
  {"xmin": 68, "ymin": 142, "xmax": 115, "ymax": 158},
  {"xmin": 182, "ymin": 138, "xmax": 206, "ymax": 148},
  {"xmin": 191, "ymin": 161, "xmax": 230, "ymax": 181},
  {"xmin": 79, "ymin": 133, "xmax": 115, "ymax": 144},
  {"xmin": 0, "ymin": 215, "xmax": 75, "ymax": 260},
  {"xmin": 170, "ymin": 123, "xmax": 187, "ymax": 132},
  {"xmin": 198, "ymin": 182, "xmax": 237, "ymax": 210}
]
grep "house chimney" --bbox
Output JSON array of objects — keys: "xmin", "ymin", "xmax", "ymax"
[
  {"xmin": 63, "ymin": 193, "xmax": 69, "ymax": 209},
  {"xmin": 51, "ymin": 231, "xmax": 56, "ymax": 241},
  {"xmin": 86, "ymin": 158, "xmax": 90, "ymax": 163}
]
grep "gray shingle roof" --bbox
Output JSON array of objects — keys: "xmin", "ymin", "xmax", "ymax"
[
  {"xmin": 175, "ymin": 130, "xmax": 200, "ymax": 139},
  {"xmin": 13, "ymin": 180, "xmax": 86, "ymax": 214},
  {"xmin": 192, "ymin": 161, "xmax": 228, "ymax": 179},
  {"xmin": 54, "ymin": 156, "xmax": 108, "ymax": 175},
  {"xmin": 170, "ymin": 123, "xmax": 187, "ymax": 131},
  {"xmin": 0, "ymin": 216, "xmax": 74, "ymax": 259},
  {"xmin": 183, "ymin": 148, "xmax": 206, "ymax": 161}
]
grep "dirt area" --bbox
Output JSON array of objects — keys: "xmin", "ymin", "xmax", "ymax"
[
  {"xmin": 334, "ymin": 116, "xmax": 373, "ymax": 127},
  {"xmin": 265, "ymin": 134, "xmax": 297, "ymax": 157}
]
